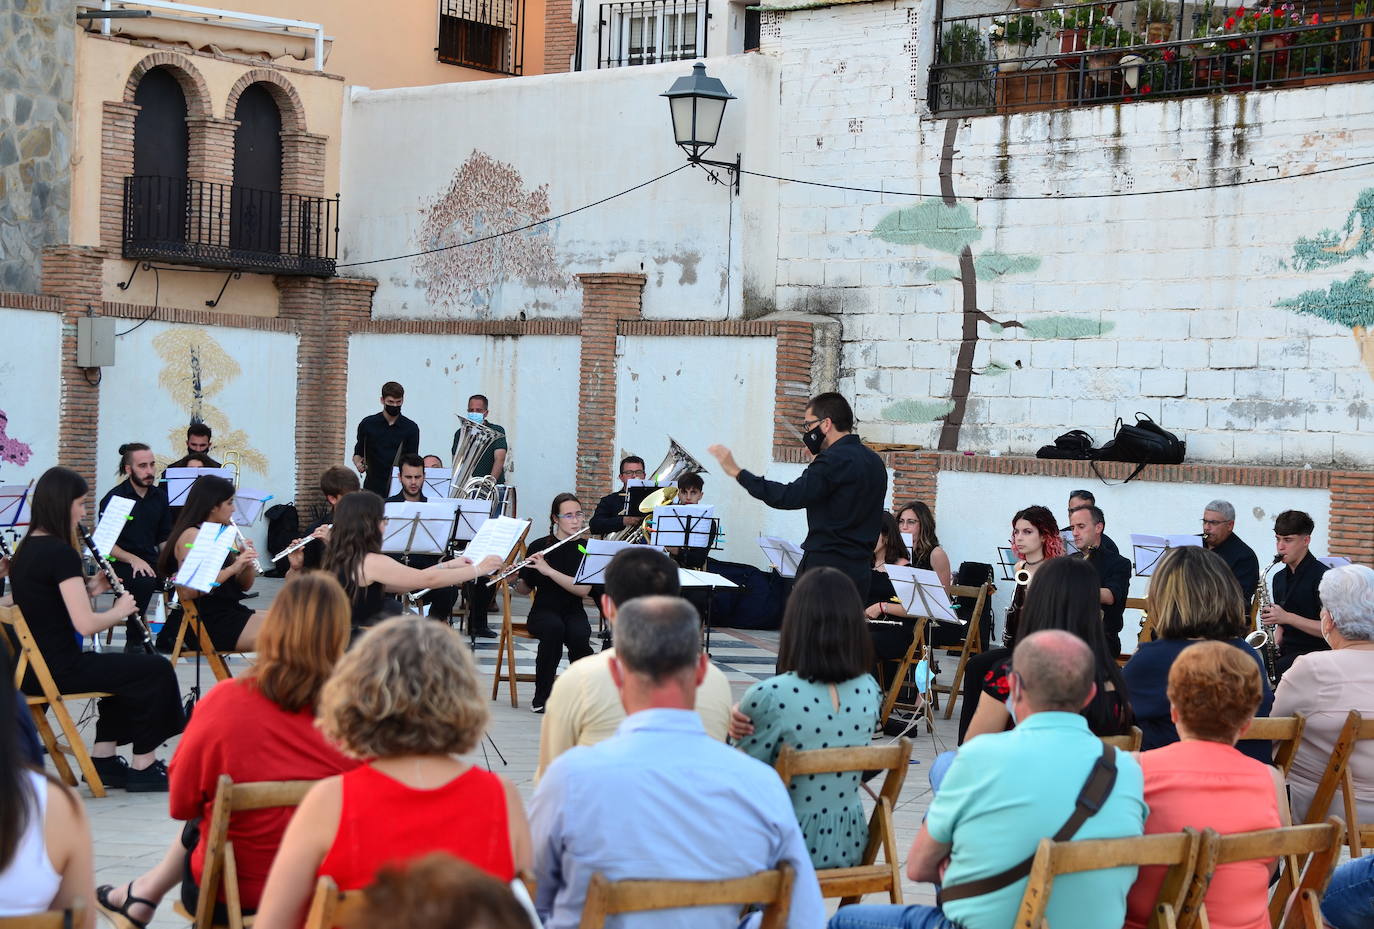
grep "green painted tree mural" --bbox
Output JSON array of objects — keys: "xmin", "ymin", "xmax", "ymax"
[
  {"xmin": 1277, "ymin": 188, "xmax": 1374, "ymax": 379},
  {"xmin": 871, "ymin": 120, "xmax": 1111, "ymax": 451}
]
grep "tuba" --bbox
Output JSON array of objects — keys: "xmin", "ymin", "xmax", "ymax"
[
  {"xmin": 607, "ymin": 439, "xmax": 706, "ymax": 541},
  {"xmin": 448, "ymin": 416, "xmax": 500, "ymax": 500}
]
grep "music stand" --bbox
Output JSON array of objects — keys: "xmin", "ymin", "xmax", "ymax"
[
  {"xmin": 0, "ymin": 482, "xmax": 33, "ymax": 531},
  {"xmin": 996, "ymin": 546, "xmax": 1018, "ymax": 581},
  {"xmin": 757, "ymin": 536, "xmax": 803, "ymax": 578},
  {"xmin": 451, "ymin": 499, "xmax": 491, "ymax": 543},
  {"xmin": 678, "ymin": 567, "xmax": 738, "ymax": 655},
  {"xmin": 574, "ymin": 539, "xmax": 667, "ymax": 585},
  {"xmin": 389, "ymin": 467, "xmax": 452, "ymax": 499},
  {"xmin": 233, "ymin": 489, "xmax": 273, "ymax": 526},
  {"xmin": 649, "ymin": 505, "xmax": 718, "ymax": 550},
  {"xmin": 164, "ymin": 467, "xmax": 234, "ymax": 507},
  {"xmin": 1130, "ymin": 533, "xmax": 1203, "ymax": 577},
  {"xmin": 382, "ymin": 502, "xmax": 460, "ymax": 563},
  {"xmin": 1061, "ymin": 529, "xmax": 1079, "ymax": 555}
]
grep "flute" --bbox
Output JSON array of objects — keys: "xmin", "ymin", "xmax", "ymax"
[
  {"xmin": 271, "ymin": 527, "xmax": 330, "ymax": 563},
  {"xmin": 485, "ymin": 526, "xmax": 590, "ymax": 587},
  {"xmin": 228, "ymin": 517, "xmax": 264, "ymax": 573},
  {"xmin": 78, "ymin": 524, "xmax": 156, "ymax": 653}
]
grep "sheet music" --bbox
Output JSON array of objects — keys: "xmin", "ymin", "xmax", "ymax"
[
  {"xmin": 381, "ymin": 501, "xmax": 460, "ymax": 554},
  {"xmin": 452, "ymin": 498, "xmax": 491, "ymax": 542},
  {"xmin": 1320, "ymin": 555, "xmax": 1353, "ymax": 569},
  {"xmin": 1061, "ymin": 529, "xmax": 1079, "ymax": 555},
  {"xmin": 463, "ymin": 515, "xmax": 530, "ymax": 564},
  {"xmin": 678, "ymin": 567, "xmax": 739, "ymax": 589},
  {"xmin": 233, "ymin": 489, "xmax": 273, "ymax": 526},
  {"xmin": 164, "ymin": 467, "xmax": 234, "ymax": 506},
  {"xmin": 0, "ymin": 484, "xmax": 33, "ymax": 527},
  {"xmin": 1130, "ymin": 533, "xmax": 1204, "ymax": 576},
  {"xmin": 90, "ymin": 496, "xmax": 135, "ymax": 558},
  {"xmin": 175, "ymin": 522, "xmax": 236, "ymax": 592},
  {"xmin": 758, "ymin": 536, "xmax": 804, "ymax": 578},
  {"xmin": 651, "ymin": 504, "xmax": 716, "ymax": 548},
  {"xmin": 901, "ymin": 532, "xmax": 915, "ymax": 554},
  {"xmin": 887, "ymin": 565, "xmax": 962, "ymax": 624}
]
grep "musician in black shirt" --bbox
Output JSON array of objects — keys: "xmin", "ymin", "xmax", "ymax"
[
  {"xmin": 589, "ymin": 456, "xmax": 646, "ymax": 537},
  {"xmin": 1068, "ymin": 504, "xmax": 1133, "ymax": 655},
  {"xmin": 1263, "ymin": 509, "xmax": 1331, "ymax": 675},
  {"xmin": 384, "ymin": 455, "xmax": 460, "ymax": 621},
  {"xmin": 1067, "ymin": 490, "xmax": 1120, "ymax": 556},
  {"xmin": 519, "ymin": 493, "xmax": 594, "ymax": 712},
  {"xmin": 351, "ymin": 381, "xmax": 420, "ymax": 498},
  {"xmin": 710, "ymin": 392, "xmax": 887, "ymax": 600},
  {"xmin": 98, "ymin": 443, "xmax": 172, "ymax": 651},
  {"xmin": 286, "ymin": 467, "xmax": 359, "ymax": 576},
  {"xmin": 184, "ymin": 422, "xmax": 222, "ymax": 468},
  {"xmin": 1202, "ymin": 498, "xmax": 1260, "ymax": 599}
]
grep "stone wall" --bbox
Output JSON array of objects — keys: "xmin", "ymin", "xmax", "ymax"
[{"xmin": 0, "ymin": 1, "xmax": 74, "ymax": 293}]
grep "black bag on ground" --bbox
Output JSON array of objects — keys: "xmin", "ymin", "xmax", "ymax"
[
  {"xmin": 1036, "ymin": 429, "xmax": 1098, "ymax": 460},
  {"xmin": 262, "ymin": 503, "xmax": 298, "ymax": 577}
]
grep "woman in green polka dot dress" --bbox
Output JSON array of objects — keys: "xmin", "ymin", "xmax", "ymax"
[{"xmin": 731, "ymin": 567, "xmax": 882, "ymax": 870}]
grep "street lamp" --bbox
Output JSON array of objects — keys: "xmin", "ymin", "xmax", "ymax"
[{"xmin": 662, "ymin": 62, "xmax": 741, "ymax": 193}]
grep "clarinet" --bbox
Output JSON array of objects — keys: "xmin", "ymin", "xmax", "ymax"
[{"xmin": 78, "ymin": 524, "xmax": 156, "ymax": 654}]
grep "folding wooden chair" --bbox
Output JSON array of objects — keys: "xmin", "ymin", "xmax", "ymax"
[
  {"xmin": 169, "ymin": 597, "xmax": 235, "ymax": 683},
  {"xmin": 932, "ymin": 579, "xmax": 996, "ymax": 720},
  {"xmin": 302, "ymin": 877, "xmax": 366, "ymax": 929},
  {"xmin": 774, "ymin": 739, "xmax": 912, "ymax": 905},
  {"xmin": 1102, "ymin": 726, "xmax": 1143, "ymax": 752},
  {"xmin": 1013, "ymin": 829, "xmax": 1211, "ymax": 929},
  {"xmin": 877, "ymin": 616, "xmax": 929, "ymax": 725},
  {"xmin": 0, "ymin": 904, "xmax": 86, "ymax": 928},
  {"xmin": 1293, "ymin": 710, "xmax": 1374, "ymax": 856},
  {"xmin": 490, "ymin": 577, "xmax": 536, "ymax": 706},
  {"xmin": 1, "ymin": 604, "xmax": 113, "ymax": 797},
  {"xmin": 171, "ymin": 774, "xmax": 318, "ymax": 929},
  {"xmin": 579, "ymin": 863, "xmax": 794, "ymax": 929},
  {"xmin": 1242, "ymin": 714, "xmax": 1306, "ymax": 777}
]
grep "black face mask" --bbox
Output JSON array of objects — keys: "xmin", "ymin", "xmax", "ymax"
[
  {"xmin": 383, "ymin": 404, "xmax": 402, "ymax": 418},
  {"xmin": 802, "ymin": 426, "xmax": 825, "ymax": 455}
]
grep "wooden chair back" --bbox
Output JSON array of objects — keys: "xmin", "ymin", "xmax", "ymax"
[
  {"xmin": 934, "ymin": 580, "xmax": 996, "ymax": 720},
  {"xmin": 877, "ymin": 615, "xmax": 929, "ymax": 726},
  {"xmin": 169, "ymin": 597, "xmax": 234, "ymax": 682},
  {"xmin": 0, "ymin": 603, "xmax": 113, "ymax": 797},
  {"xmin": 578, "ymin": 864, "xmax": 794, "ymax": 929},
  {"xmin": 774, "ymin": 739, "xmax": 913, "ymax": 905},
  {"xmin": 0, "ymin": 905, "xmax": 85, "ymax": 929},
  {"xmin": 1299, "ymin": 710, "xmax": 1374, "ymax": 857},
  {"xmin": 302, "ymin": 876, "xmax": 367, "ymax": 929},
  {"xmin": 1102, "ymin": 726, "xmax": 1143, "ymax": 752},
  {"xmin": 1128, "ymin": 596, "xmax": 1152, "ymax": 646},
  {"xmin": 1242, "ymin": 714, "xmax": 1306, "ymax": 777},
  {"xmin": 1013, "ymin": 829, "xmax": 1209, "ymax": 929},
  {"xmin": 1188, "ymin": 819, "xmax": 1345, "ymax": 929}
]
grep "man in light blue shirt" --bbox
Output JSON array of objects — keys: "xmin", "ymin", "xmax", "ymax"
[
  {"xmin": 529, "ymin": 595, "xmax": 825, "ymax": 929},
  {"xmin": 830, "ymin": 630, "xmax": 1148, "ymax": 929}
]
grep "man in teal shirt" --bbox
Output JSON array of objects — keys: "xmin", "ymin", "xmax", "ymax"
[
  {"xmin": 829, "ymin": 630, "xmax": 1147, "ymax": 929},
  {"xmin": 450, "ymin": 393, "xmax": 507, "ymax": 483}
]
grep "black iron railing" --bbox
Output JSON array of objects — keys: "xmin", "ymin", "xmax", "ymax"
[
  {"xmin": 438, "ymin": 0, "xmax": 524, "ymax": 74},
  {"xmin": 123, "ymin": 176, "xmax": 338, "ymax": 277},
  {"xmin": 598, "ymin": 0, "xmax": 708, "ymax": 67},
  {"xmin": 931, "ymin": 0, "xmax": 1374, "ymax": 115}
]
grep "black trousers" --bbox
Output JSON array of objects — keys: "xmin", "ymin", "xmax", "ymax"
[
  {"xmin": 113, "ymin": 562, "xmax": 162, "ymax": 645},
  {"xmin": 527, "ymin": 604, "xmax": 593, "ymax": 706},
  {"xmin": 798, "ymin": 551, "xmax": 872, "ymax": 602},
  {"xmin": 464, "ymin": 580, "xmax": 494, "ymax": 634},
  {"xmin": 40, "ymin": 652, "xmax": 185, "ymax": 754}
]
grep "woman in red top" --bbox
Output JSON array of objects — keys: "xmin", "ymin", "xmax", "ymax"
[
  {"xmin": 253, "ymin": 616, "xmax": 532, "ymax": 929},
  {"xmin": 96, "ymin": 573, "xmax": 358, "ymax": 929}
]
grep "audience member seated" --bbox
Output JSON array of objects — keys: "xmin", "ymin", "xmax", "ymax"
[
  {"xmin": 253, "ymin": 617, "xmax": 531, "ymax": 929},
  {"xmin": 828, "ymin": 630, "xmax": 1147, "ymax": 929},
  {"xmin": 534, "ymin": 547, "xmax": 732, "ymax": 783},
  {"xmin": 358, "ymin": 853, "xmax": 535, "ymax": 929},
  {"xmin": 1321, "ymin": 853, "xmax": 1374, "ymax": 929},
  {"xmin": 1124, "ymin": 642, "xmax": 1288, "ymax": 929},
  {"xmin": 963, "ymin": 556, "xmax": 1133, "ymax": 742},
  {"xmin": 1273, "ymin": 563, "xmax": 1374, "ymax": 823},
  {"xmin": 94, "ymin": 573, "xmax": 360, "ymax": 929},
  {"xmin": 866, "ymin": 513, "xmax": 922, "ymax": 665},
  {"xmin": 732, "ymin": 567, "xmax": 882, "ymax": 870},
  {"xmin": 1123, "ymin": 546, "xmax": 1274, "ymax": 762},
  {"xmin": 0, "ymin": 682, "xmax": 96, "ymax": 928},
  {"xmin": 530, "ymin": 596, "xmax": 824, "ymax": 928}
]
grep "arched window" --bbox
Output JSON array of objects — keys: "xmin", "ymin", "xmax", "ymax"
[
  {"xmin": 230, "ymin": 83, "xmax": 283, "ymax": 254},
  {"xmin": 130, "ymin": 66, "xmax": 189, "ymax": 245}
]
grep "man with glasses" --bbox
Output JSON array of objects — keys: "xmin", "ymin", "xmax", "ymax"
[
  {"xmin": 590, "ymin": 456, "xmax": 647, "ymax": 538},
  {"xmin": 1201, "ymin": 499, "xmax": 1260, "ymax": 599},
  {"xmin": 709, "ymin": 392, "xmax": 886, "ymax": 599}
]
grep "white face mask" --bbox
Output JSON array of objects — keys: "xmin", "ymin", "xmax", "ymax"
[{"xmin": 466, "ymin": 411, "xmax": 485, "ymax": 424}]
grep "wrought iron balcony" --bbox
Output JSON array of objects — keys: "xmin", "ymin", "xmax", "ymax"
[
  {"xmin": 438, "ymin": 0, "xmax": 525, "ymax": 75},
  {"xmin": 598, "ymin": 0, "xmax": 708, "ymax": 68},
  {"xmin": 122, "ymin": 175, "xmax": 338, "ymax": 277},
  {"xmin": 931, "ymin": 0, "xmax": 1374, "ymax": 116}
]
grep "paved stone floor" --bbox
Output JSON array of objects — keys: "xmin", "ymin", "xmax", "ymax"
[{"xmin": 58, "ymin": 577, "xmax": 954, "ymax": 926}]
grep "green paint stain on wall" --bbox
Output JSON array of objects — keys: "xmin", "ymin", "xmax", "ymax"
[
  {"xmin": 1278, "ymin": 271, "xmax": 1374, "ymax": 328},
  {"xmin": 975, "ymin": 251, "xmax": 1042, "ymax": 280},
  {"xmin": 1291, "ymin": 189, "xmax": 1374, "ymax": 273},
  {"xmin": 882, "ymin": 399, "xmax": 956, "ymax": 422},
  {"xmin": 928, "ymin": 266, "xmax": 959, "ymax": 282},
  {"xmin": 979, "ymin": 361, "xmax": 1012, "ymax": 376},
  {"xmin": 872, "ymin": 201, "xmax": 981, "ymax": 255},
  {"xmin": 1020, "ymin": 315, "xmax": 1115, "ymax": 339}
]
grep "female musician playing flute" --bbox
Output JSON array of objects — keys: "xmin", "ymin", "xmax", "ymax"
[
  {"xmin": 9, "ymin": 467, "xmax": 183, "ymax": 791},
  {"xmin": 517, "ymin": 493, "xmax": 594, "ymax": 714}
]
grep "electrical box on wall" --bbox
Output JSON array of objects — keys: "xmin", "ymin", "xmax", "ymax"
[{"xmin": 76, "ymin": 317, "xmax": 116, "ymax": 367}]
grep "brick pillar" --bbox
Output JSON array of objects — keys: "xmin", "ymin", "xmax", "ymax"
[
  {"xmin": 544, "ymin": 0, "xmax": 577, "ymax": 73},
  {"xmin": 277, "ymin": 275, "xmax": 376, "ymax": 517},
  {"xmin": 280, "ymin": 130, "xmax": 328, "ymax": 197},
  {"xmin": 574, "ymin": 273, "xmax": 644, "ymax": 502},
  {"xmin": 891, "ymin": 449, "xmax": 941, "ymax": 514},
  {"xmin": 100, "ymin": 101, "xmax": 139, "ymax": 250},
  {"xmin": 1329, "ymin": 470, "xmax": 1374, "ymax": 564},
  {"xmin": 772, "ymin": 320, "xmax": 814, "ymax": 450},
  {"xmin": 185, "ymin": 116, "xmax": 238, "ymax": 245},
  {"xmin": 41, "ymin": 246, "xmax": 106, "ymax": 494}
]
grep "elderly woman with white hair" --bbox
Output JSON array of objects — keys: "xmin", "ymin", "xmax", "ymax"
[{"xmin": 1273, "ymin": 563, "xmax": 1374, "ymax": 823}]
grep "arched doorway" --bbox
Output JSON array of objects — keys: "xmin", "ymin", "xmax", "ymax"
[
  {"xmin": 230, "ymin": 83, "xmax": 282, "ymax": 255},
  {"xmin": 130, "ymin": 66, "xmax": 189, "ymax": 245}
]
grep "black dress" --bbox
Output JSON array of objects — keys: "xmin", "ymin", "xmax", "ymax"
[
  {"xmin": 189, "ymin": 569, "xmax": 254, "ymax": 652},
  {"xmin": 520, "ymin": 533, "xmax": 593, "ymax": 706},
  {"xmin": 337, "ymin": 569, "xmax": 401, "ymax": 642},
  {"xmin": 867, "ymin": 567, "xmax": 918, "ymax": 662},
  {"xmin": 9, "ymin": 534, "xmax": 184, "ymax": 754}
]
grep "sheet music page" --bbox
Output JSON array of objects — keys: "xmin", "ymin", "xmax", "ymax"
[
  {"xmin": 164, "ymin": 467, "xmax": 234, "ymax": 506},
  {"xmin": 452, "ymin": 498, "xmax": 491, "ymax": 542},
  {"xmin": 381, "ymin": 503, "xmax": 425, "ymax": 550},
  {"xmin": 175, "ymin": 522, "xmax": 236, "ymax": 592},
  {"xmin": 91, "ymin": 496, "xmax": 135, "ymax": 557},
  {"xmin": 463, "ymin": 516, "xmax": 531, "ymax": 564},
  {"xmin": 233, "ymin": 489, "xmax": 273, "ymax": 526},
  {"xmin": 1320, "ymin": 555, "xmax": 1353, "ymax": 569},
  {"xmin": 757, "ymin": 536, "xmax": 803, "ymax": 577},
  {"xmin": 1061, "ymin": 529, "xmax": 1079, "ymax": 555},
  {"xmin": 901, "ymin": 531, "xmax": 915, "ymax": 553},
  {"xmin": 424, "ymin": 468, "xmax": 451, "ymax": 499},
  {"xmin": 887, "ymin": 565, "xmax": 961, "ymax": 624},
  {"xmin": 652, "ymin": 505, "xmax": 715, "ymax": 548},
  {"xmin": 575, "ymin": 539, "xmax": 641, "ymax": 584},
  {"xmin": 678, "ymin": 567, "xmax": 739, "ymax": 589},
  {"xmin": 0, "ymin": 485, "xmax": 31, "ymax": 527},
  {"xmin": 1166, "ymin": 534, "xmax": 1204, "ymax": 549}
]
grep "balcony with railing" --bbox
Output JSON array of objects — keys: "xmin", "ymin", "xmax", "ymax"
[
  {"xmin": 597, "ymin": 0, "xmax": 709, "ymax": 67},
  {"xmin": 438, "ymin": 0, "xmax": 524, "ymax": 75},
  {"xmin": 931, "ymin": 0, "xmax": 1374, "ymax": 115},
  {"xmin": 123, "ymin": 176, "xmax": 338, "ymax": 277}
]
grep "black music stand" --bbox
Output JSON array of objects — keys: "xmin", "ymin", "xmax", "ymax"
[{"xmin": 996, "ymin": 546, "xmax": 1018, "ymax": 581}]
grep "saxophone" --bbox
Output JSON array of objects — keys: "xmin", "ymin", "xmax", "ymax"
[{"xmin": 1244, "ymin": 555, "xmax": 1284, "ymax": 686}]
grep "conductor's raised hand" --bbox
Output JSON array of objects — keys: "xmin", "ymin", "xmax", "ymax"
[{"xmin": 707, "ymin": 445, "xmax": 741, "ymax": 479}]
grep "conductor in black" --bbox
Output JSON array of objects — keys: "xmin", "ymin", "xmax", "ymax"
[{"xmin": 709, "ymin": 392, "xmax": 887, "ymax": 600}]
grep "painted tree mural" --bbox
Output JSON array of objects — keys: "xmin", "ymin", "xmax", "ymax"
[
  {"xmin": 1277, "ymin": 188, "xmax": 1374, "ymax": 379},
  {"xmin": 154, "ymin": 329, "xmax": 268, "ymax": 475},
  {"xmin": 872, "ymin": 121, "xmax": 1111, "ymax": 450}
]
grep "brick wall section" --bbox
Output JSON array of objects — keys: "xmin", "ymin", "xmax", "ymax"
[
  {"xmin": 0, "ymin": 292, "xmax": 62, "ymax": 312},
  {"xmin": 772, "ymin": 320, "xmax": 815, "ymax": 450},
  {"xmin": 101, "ymin": 300, "xmax": 295, "ymax": 332},
  {"xmin": 40, "ymin": 246, "xmax": 106, "ymax": 495},
  {"xmin": 99, "ymin": 101, "xmax": 138, "ymax": 249},
  {"xmin": 280, "ymin": 130, "xmax": 327, "ymax": 198},
  {"xmin": 890, "ymin": 449, "xmax": 939, "ymax": 507},
  {"xmin": 543, "ymin": 0, "xmax": 576, "ymax": 73},
  {"xmin": 1329, "ymin": 471, "xmax": 1374, "ymax": 563},
  {"xmin": 575, "ymin": 272, "xmax": 645, "ymax": 502},
  {"xmin": 359, "ymin": 318, "xmax": 580, "ymax": 336}
]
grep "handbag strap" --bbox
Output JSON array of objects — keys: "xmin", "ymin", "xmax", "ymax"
[
  {"xmin": 1089, "ymin": 458, "xmax": 1150, "ymax": 486},
  {"xmin": 938, "ymin": 743, "xmax": 1118, "ymax": 904}
]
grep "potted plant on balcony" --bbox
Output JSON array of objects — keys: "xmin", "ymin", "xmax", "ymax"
[
  {"xmin": 991, "ymin": 14, "xmax": 1046, "ymax": 70},
  {"xmin": 938, "ymin": 23, "xmax": 992, "ymax": 108},
  {"xmin": 1137, "ymin": 0, "xmax": 1177, "ymax": 43},
  {"xmin": 1046, "ymin": 1, "xmax": 1102, "ymax": 65}
]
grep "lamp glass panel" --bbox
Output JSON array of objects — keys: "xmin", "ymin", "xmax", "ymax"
[
  {"xmin": 694, "ymin": 97, "xmax": 727, "ymax": 147},
  {"xmin": 669, "ymin": 96, "xmax": 696, "ymax": 145}
]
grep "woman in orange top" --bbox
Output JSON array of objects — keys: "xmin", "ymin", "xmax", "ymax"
[
  {"xmin": 1124, "ymin": 641, "xmax": 1289, "ymax": 929},
  {"xmin": 252, "ymin": 617, "xmax": 531, "ymax": 929}
]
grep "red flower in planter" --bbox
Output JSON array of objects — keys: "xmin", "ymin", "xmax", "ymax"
[
  {"xmin": 1163, "ymin": 47, "xmax": 1178, "ymax": 61},
  {"xmin": 1224, "ymin": 15, "xmax": 1237, "ymax": 26}
]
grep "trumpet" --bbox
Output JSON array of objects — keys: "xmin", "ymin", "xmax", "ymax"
[
  {"xmin": 78, "ymin": 524, "xmax": 155, "ymax": 654},
  {"xmin": 228, "ymin": 517, "xmax": 264, "ymax": 573},
  {"xmin": 271, "ymin": 527, "xmax": 330, "ymax": 563},
  {"xmin": 486, "ymin": 527, "xmax": 590, "ymax": 587}
]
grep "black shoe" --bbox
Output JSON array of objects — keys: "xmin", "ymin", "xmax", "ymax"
[
  {"xmin": 126, "ymin": 759, "xmax": 169, "ymax": 793},
  {"xmin": 89, "ymin": 755, "xmax": 130, "ymax": 789},
  {"xmin": 531, "ymin": 702, "xmax": 546, "ymax": 715},
  {"xmin": 469, "ymin": 627, "xmax": 496, "ymax": 639}
]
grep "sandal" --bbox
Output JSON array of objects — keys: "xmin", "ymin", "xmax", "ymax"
[{"xmin": 96, "ymin": 881, "xmax": 157, "ymax": 929}]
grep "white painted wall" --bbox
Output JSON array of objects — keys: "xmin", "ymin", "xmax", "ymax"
[
  {"xmin": 0, "ymin": 307, "xmax": 61, "ymax": 491},
  {"xmin": 934, "ymin": 469, "xmax": 1332, "ymax": 650},
  {"xmin": 345, "ymin": 333, "xmax": 581, "ymax": 520}
]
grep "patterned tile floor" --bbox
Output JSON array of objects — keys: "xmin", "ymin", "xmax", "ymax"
[{"xmin": 55, "ymin": 577, "xmax": 957, "ymax": 926}]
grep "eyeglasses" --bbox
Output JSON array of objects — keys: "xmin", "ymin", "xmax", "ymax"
[
  {"xmin": 621, "ymin": 470, "xmax": 646, "ymax": 478},
  {"xmin": 799, "ymin": 418, "xmax": 822, "ymax": 432},
  {"xmin": 1200, "ymin": 519, "xmax": 1229, "ymax": 527},
  {"xmin": 557, "ymin": 511, "xmax": 585, "ymax": 520}
]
